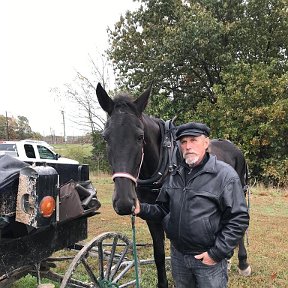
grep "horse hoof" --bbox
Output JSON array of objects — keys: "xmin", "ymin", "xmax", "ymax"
[{"xmin": 238, "ymin": 265, "xmax": 252, "ymax": 276}]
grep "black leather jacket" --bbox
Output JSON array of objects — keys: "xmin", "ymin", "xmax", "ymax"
[{"xmin": 138, "ymin": 153, "xmax": 249, "ymax": 262}]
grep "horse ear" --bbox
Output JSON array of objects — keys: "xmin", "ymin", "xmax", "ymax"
[
  {"xmin": 134, "ymin": 83, "xmax": 152, "ymax": 113},
  {"xmin": 96, "ymin": 83, "xmax": 114, "ymax": 116}
]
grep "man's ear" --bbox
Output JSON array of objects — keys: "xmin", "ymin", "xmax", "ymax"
[{"xmin": 204, "ymin": 137, "xmax": 210, "ymax": 149}]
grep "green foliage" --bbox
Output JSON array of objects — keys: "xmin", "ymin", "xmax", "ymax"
[
  {"xmin": 54, "ymin": 142, "xmax": 110, "ymax": 173},
  {"xmin": 194, "ymin": 62, "xmax": 288, "ymax": 185},
  {"xmin": 55, "ymin": 144, "xmax": 93, "ymax": 165},
  {"xmin": 108, "ymin": 0, "xmax": 288, "ymax": 186},
  {"xmin": 91, "ymin": 131, "xmax": 110, "ymax": 173}
]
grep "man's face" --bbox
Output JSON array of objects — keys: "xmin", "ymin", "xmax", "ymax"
[{"xmin": 179, "ymin": 135, "xmax": 210, "ymax": 166}]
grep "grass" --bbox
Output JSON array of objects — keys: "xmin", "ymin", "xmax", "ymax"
[
  {"xmin": 53, "ymin": 143, "xmax": 93, "ymax": 156},
  {"xmin": 53, "ymin": 143, "xmax": 94, "ymax": 165},
  {"xmin": 11, "ymin": 175, "xmax": 288, "ymax": 288}
]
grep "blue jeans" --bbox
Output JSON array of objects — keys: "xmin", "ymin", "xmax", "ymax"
[{"xmin": 171, "ymin": 244, "xmax": 228, "ymax": 288}]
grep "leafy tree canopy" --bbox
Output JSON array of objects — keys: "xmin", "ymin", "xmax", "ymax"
[
  {"xmin": 108, "ymin": 0, "xmax": 287, "ymax": 114},
  {"xmin": 0, "ymin": 114, "xmax": 39, "ymax": 140},
  {"xmin": 108, "ymin": 0, "xmax": 288, "ymax": 185}
]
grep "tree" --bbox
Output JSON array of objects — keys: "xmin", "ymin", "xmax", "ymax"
[
  {"xmin": 0, "ymin": 115, "xmax": 8, "ymax": 139},
  {"xmin": 51, "ymin": 53, "xmax": 114, "ymax": 134},
  {"xmin": 15, "ymin": 116, "xmax": 33, "ymax": 139},
  {"xmin": 194, "ymin": 62, "xmax": 288, "ymax": 186},
  {"xmin": 107, "ymin": 0, "xmax": 288, "ymax": 185},
  {"xmin": 108, "ymin": 0, "xmax": 287, "ymax": 113},
  {"xmin": 108, "ymin": 0, "xmax": 242, "ymax": 116},
  {"xmin": 91, "ymin": 131, "xmax": 110, "ymax": 173},
  {"xmin": 51, "ymin": 54, "xmax": 113, "ymax": 171},
  {"xmin": 0, "ymin": 114, "xmax": 38, "ymax": 140}
]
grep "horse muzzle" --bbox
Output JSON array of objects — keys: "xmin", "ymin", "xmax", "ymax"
[
  {"xmin": 113, "ymin": 198, "xmax": 136, "ymax": 215},
  {"xmin": 112, "ymin": 176, "xmax": 137, "ymax": 215}
]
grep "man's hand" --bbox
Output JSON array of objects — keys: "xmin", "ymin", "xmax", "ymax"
[
  {"xmin": 134, "ymin": 199, "xmax": 141, "ymax": 215},
  {"xmin": 194, "ymin": 252, "xmax": 217, "ymax": 265}
]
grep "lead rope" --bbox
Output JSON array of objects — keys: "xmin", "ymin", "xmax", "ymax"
[
  {"xmin": 131, "ymin": 214, "xmax": 140, "ymax": 288},
  {"xmin": 98, "ymin": 217, "xmax": 140, "ymax": 288}
]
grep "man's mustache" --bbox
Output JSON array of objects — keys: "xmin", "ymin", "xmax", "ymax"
[{"xmin": 184, "ymin": 152, "xmax": 197, "ymax": 156}]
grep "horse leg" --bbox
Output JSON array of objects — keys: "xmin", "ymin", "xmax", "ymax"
[
  {"xmin": 146, "ymin": 220, "xmax": 168, "ymax": 288},
  {"xmin": 238, "ymin": 236, "xmax": 251, "ymax": 276},
  {"xmin": 227, "ymin": 249, "xmax": 234, "ymax": 271}
]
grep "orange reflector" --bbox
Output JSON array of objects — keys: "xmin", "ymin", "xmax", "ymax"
[{"xmin": 39, "ymin": 196, "xmax": 55, "ymax": 218}]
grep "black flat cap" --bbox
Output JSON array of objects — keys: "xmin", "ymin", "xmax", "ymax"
[{"xmin": 176, "ymin": 122, "xmax": 210, "ymax": 140}]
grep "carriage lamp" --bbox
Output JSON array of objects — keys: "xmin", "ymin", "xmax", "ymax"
[{"xmin": 39, "ymin": 196, "xmax": 56, "ymax": 218}]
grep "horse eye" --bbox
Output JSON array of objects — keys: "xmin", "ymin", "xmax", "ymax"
[
  {"xmin": 137, "ymin": 135, "xmax": 144, "ymax": 142},
  {"xmin": 102, "ymin": 134, "xmax": 108, "ymax": 142}
]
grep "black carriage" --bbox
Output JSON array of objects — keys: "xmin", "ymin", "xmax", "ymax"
[{"xmin": 0, "ymin": 155, "xmax": 138, "ymax": 288}]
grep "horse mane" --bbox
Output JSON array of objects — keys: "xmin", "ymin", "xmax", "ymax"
[{"xmin": 113, "ymin": 94, "xmax": 142, "ymax": 117}]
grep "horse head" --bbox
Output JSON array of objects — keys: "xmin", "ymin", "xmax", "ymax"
[{"xmin": 96, "ymin": 83, "xmax": 152, "ymax": 215}]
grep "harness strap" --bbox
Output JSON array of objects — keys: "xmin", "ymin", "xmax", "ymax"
[
  {"xmin": 164, "ymin": 119, "xmax": 177, "ymax": 172},
  {"xmin": 137, "ymin": 119, "xmax": 176, "ymax": 187}
]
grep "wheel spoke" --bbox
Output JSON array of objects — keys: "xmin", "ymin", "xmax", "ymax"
[
  {"xmin": 105, "ymin": 235, "xmax": 118, "ymax": 280},
  {"xmin": 109, "ymin": 245, "xmax": 130, "ymax": 280},
  {"xmin": 98, "ymin": 241, "xmax": 104, "ymax": 280},
  {"xmin": 81, "ymin": 256, "xmax": 98, "ymax": 284}
]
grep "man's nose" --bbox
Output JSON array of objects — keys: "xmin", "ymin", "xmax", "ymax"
[{"xmin": 186, "ymin": 142, "xmax": 193, "ymax": 149}]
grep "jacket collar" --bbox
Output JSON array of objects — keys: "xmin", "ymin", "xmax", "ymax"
[{"xmin": 173, "ymin": 153, "xmax": 218, "ymax": 176}]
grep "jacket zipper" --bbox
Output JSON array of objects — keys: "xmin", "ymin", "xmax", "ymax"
[
  {"xmin": 176, "ymin": 168, "xmax": 210, "ymax": 241},
  {"xmin": 177, "ymin": 169, "xmax": 187, "ymax": 241}
]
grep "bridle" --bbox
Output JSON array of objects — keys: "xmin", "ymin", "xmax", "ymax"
[{"xmin": 110, "ymin": 119, "xmax": 176, "ymax": 189}]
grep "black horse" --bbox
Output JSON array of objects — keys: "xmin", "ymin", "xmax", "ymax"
[{"xmin": 96, "ymin": 83, "xmax": 251, "ymax": 288}]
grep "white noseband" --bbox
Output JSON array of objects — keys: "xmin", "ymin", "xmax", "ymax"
[
  {"xmin": 111, "ymin": 149, "xmax": 144, "ymax": 186},
  {"xmin": 112, "ymin": 172, "xmax": 137, "ymax": 184}
]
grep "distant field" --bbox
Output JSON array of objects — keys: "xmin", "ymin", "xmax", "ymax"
[
  {"xmin": 53, "ymin": 143, "xmax": 93, "ymax": 158},
  {"xmin": 12, "ymin": 175, "xmax": 288, "ymax": 287},
  {"xmin": 53, "ymin": 143, "xmax": 93, "ymax": 154}
]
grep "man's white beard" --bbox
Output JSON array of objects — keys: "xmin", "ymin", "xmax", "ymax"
[{"xmin": 185, "ymin": 155, "xmax": 199, "ymax": 167}]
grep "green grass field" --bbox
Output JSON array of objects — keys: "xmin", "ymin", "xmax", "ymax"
[{"xmin": 12, "ymin": 173, "xmax": 288, "ymax": 287}]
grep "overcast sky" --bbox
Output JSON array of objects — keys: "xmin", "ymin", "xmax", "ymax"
[{"xmin": 0, "ymin": 0, "xmax": 139, "ymax": 137}]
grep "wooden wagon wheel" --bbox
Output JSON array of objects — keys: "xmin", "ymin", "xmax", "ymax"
[{"xmin": 60, "ymin": 232, "xmax": 139, "ymax": 288}]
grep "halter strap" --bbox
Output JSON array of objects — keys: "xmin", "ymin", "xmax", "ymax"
[
  {"xmin": 112, "ymin": 173, "xmax": 137, "ymax": 184},
  {"xmin": 111, "ymin": 149, "xmax": 144, "ymax": 186}
]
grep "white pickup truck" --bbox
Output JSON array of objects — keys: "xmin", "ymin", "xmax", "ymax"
[{"xmin": 0, "ymin": 140, "xmax": 79, "ymax": 164}]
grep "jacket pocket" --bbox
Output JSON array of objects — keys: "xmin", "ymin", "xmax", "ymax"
[
  {"xmin": 181, "ymin": 217, "xmax": 215, "ymax": 249},
  {"xmin": 203, "ymin": 217, "xmax": 215, "ymax": 244}
]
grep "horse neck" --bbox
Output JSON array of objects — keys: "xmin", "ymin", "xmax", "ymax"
[{"xmin": 141, "ymin": 115, "xmax": 162, "ymax": 179}]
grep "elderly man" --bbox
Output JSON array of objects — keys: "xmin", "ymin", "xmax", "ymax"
[{"xmin": 135, "ymin": 122, "xmax": 249, "ymax": 288}]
